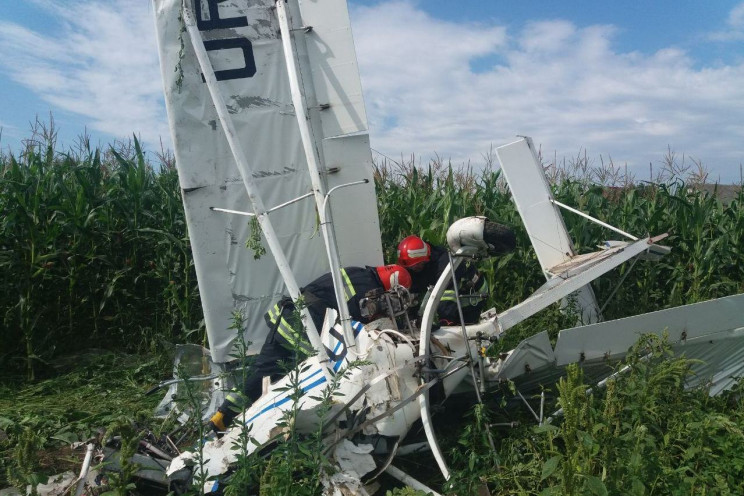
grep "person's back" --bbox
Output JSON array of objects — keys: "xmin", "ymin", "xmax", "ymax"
[
  {"xmin": 302, "ymin": 266, "xmax": 391, "ymax": 329},
  {"xmin": 407, "ymin": 244, "xmax": 458, "ymax": 294}
]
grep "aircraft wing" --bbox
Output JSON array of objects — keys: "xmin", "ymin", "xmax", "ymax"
[{"xmin": 153, "ymin": 0, "xmax": 382, "ymax": 362}]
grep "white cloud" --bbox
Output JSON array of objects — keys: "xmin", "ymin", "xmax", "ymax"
[
  {"xmin": 733, "ymin": 2, "xmax": 744, "ymax": 26},
  {"xmin": 0, "ymin": 0, "xmax": 170, "ymax": 149},
  {"xmin": 708, "ymin": 2, "xmax": 744, "ymax": 41},
  {"xmin": 1, "ymin": 0, "xmax": 743, "ymax": 182},
  {"xmin": 351, "ymin": 1, "xmax": 744, "ymax": 182}
]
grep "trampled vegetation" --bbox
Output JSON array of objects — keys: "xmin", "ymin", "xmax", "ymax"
[{"xmin": 1, "ymin": 130, "xmax": 744, "ymax": 494}]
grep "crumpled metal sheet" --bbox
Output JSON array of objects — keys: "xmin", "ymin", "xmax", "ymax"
[
  {"xmin": 18, "ymin": 468, "xmax": 102, "ymax": 496},
  {"xmin": 333, "ymin": 440, "xmax": 376, "ymax": 478},
  {"xmin": 28, "ymin": 473, "xmax": 76, "ymax": 496},
  {"xmin": 321, "ymin": 472, "xmax": 371, "ymax": 496},
  {"xmin": 324, "ymin": 440, "xmax": 376, "ymax": 495}
]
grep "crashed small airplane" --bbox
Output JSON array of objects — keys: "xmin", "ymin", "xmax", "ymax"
[{"xmin": 146, "ymin": 0, "xmax": 744, "ymax": 494}]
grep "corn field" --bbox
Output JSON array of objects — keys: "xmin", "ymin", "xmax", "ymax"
[
  {"xmin": 0, "ymin": 135, "xmax": 202, "ymax": 381},
  {"xmin": 2, "ymin": 134, "xmax": 744, "ymax": 380},
  {"xmin": 376, "ymin": 153, "xmax": 743, "ymax": 337}
]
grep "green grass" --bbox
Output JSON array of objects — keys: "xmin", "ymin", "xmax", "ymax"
[{"xmin": 462, "ymin": 336, "xmax": 744, "ymax": 495}]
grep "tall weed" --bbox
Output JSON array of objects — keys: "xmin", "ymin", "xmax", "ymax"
[{"xmin": 477, "ymin": 335, "xmax": 744, "ymax": 495}]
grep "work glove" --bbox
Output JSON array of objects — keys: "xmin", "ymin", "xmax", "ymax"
[{"xmin": 208, "ymin": 411, "xmax": 227, "ymax": 438}]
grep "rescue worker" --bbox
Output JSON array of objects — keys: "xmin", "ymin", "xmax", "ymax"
[
  {"xmin": 209, "ymin": 264, "xmax": 412, "ymax": 433},
  {"xmin": 396, "ymin": 229, "xmax": 514, "ymax": 324}
]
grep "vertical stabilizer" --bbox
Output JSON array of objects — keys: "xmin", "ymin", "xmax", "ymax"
[{"xmin": 496, "ymin": 137, "xmax": 601, "ymax": 324}]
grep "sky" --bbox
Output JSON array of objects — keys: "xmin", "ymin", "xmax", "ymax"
[{"xmin": 1, "ymin": 1, "xmax": 743, "ymax": 183}]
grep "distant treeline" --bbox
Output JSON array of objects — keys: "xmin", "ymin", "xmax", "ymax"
[{"xmin": 2, "ymin": 136, "xmax": 743, "ymax": 379}]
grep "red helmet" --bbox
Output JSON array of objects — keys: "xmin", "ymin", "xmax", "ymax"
[
  {"xmin": 376, "ymin": 264, "xmax": 412, "ymax": 291},
  {"xmin": 396, "ymin": 235, "xmax": 431, "ymax": 268}
]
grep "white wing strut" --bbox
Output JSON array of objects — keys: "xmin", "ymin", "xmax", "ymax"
[{"xmin": 275, "ymin": 0, "xmax": 356, "ymax": 356}]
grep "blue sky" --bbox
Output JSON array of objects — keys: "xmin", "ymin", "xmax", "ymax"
[{"xmin": 1, "ymin": 0, "xmax": 743, "ymax": 182}]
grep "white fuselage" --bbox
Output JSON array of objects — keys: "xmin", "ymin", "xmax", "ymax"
[{"xmin": 167, "ymin": 318, "xmax": 475, "ymax": 492}]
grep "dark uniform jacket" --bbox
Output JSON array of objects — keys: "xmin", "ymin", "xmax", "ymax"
[
  {"xmin": 220, "ymin": 266, "xmax": 384, "ymax": 413},
  {"xmin": 301, "ymin": 266, "xmax": 382, "ymax": 330},
  {"xmin": 410, "ymin": 245, "xmax": 487, "ymax": 324}
]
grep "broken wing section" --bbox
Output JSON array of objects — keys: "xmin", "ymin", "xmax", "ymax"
[
  {"xmin": 555, "ymin": 292, "xmax": 744, "ymax": 395},
  {"xmin": 492, "ymin": 293, "xmax": 744, "ymax": 396},
  {"xmin": 153, "ymin": 0, "xmax": 382, "ymax": 362}
]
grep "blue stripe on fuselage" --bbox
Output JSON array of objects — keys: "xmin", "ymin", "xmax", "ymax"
[
  {"xmin": 330, "ymin": 320, "xmax": 364, "ymax": 372},
  {"xmin": 244, "ymin": 322, "xmax": 365, "ymax": 424},
  {"xmin": 243, "ymin": 368, "xmax": 327, "ymax": 424}
]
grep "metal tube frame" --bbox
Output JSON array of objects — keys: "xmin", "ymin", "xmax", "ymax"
[
  {"xmin": 74, "ymin": 443, "xmax": 95, "ymax": 496},
  {"xmin": 385, "ymin": 465, "xmax": 443, "ymax": 496},
  {"xmin": 211, "ymin": 179, "xmax": 368, "ymax": 218},
  {"xmin": 550, "ymin": 198, "xmax": 639, "ymax": 241},
  {"xmin": 417, "ymin": 260, "xmax": 462, "ymax": 480},
  {"xmin": 211, "ymin": 192, "xmax": 315, "ymax": 217},
  {"xmin": 447, "ymin": 252, "xmax": 496, "ymax": 454},
  {"xmin": 275, "ymin": 0, "xmax": 358, "ymax": 357}
]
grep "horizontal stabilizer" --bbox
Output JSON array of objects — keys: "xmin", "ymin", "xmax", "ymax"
[{"xmin": 497, "ymin": 236, "xmax": 658, "ymax": 331}]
